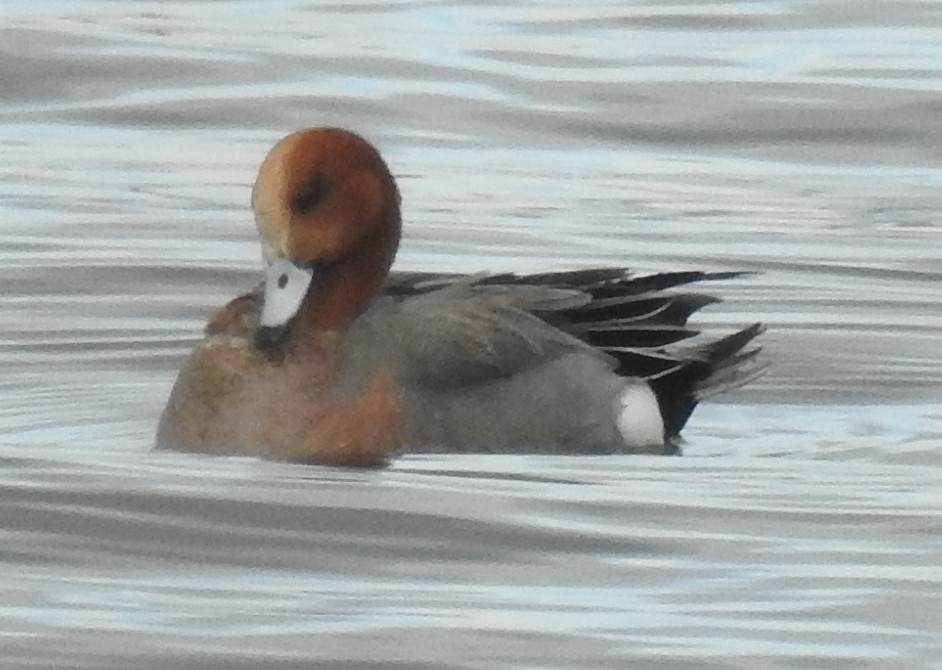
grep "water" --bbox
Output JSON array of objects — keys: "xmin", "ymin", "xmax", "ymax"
[{"xmin": 1, "ymin": 1, "xmax": 941, "ymax": 668}]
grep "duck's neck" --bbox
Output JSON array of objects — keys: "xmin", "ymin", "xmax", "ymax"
[{"xmin": 300, "ymin": 227, "xmax": 399, "ymax": 331}]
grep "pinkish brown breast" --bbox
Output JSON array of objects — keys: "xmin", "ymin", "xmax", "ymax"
[{"xmin": 156, "ymin": 318, "xmax": 402, "ymax": 466}]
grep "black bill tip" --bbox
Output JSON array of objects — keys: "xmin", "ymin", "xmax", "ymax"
[{"xmin": 254, "ymin": 324, "xmax": 292, "ymax": 359}]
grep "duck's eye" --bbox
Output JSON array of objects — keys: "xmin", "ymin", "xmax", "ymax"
[
  {"xmin": 277, "ymin": 273, "xmax": 288, "ymax": 289},
  {"xmin": 291, "ymin": 175, "xmax": 329, "ymax": 215}
]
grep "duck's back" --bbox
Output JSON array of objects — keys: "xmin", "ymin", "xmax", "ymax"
[{"xmin": 352, "ymin": 268, "xmax": 765, "ymax": 454}]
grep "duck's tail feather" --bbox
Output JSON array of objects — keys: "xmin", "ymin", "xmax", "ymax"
[{"xmin": 524, "ymin": 269, "xmax": 766, "ymax": 438}]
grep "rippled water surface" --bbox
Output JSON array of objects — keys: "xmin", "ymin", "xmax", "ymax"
[{"xmin": 2, "ymin": 1, "xmax": 941, "ymax": 668}]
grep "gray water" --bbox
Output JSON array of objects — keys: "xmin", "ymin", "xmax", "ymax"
[{"xmin": 1, "ymin": 1, "xmax": 941, "ymax": 668}]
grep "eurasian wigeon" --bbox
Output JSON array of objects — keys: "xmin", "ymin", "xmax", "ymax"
[{"xmin": 156, "ymin": 128, "xmax": 766, "ymax": 465}]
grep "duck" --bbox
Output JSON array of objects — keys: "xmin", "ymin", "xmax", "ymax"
[{"xmin": 156, "ymin": 127, "xmax": 766, "ymax": 465}]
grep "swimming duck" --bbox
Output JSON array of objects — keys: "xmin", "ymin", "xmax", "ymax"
[{"xmin": 156, "ymin": 128, "xmax": 766, "ymax": 465}]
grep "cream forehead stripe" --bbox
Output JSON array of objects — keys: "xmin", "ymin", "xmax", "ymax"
[{"xmin": 252, "ymin": 135, "xmax": 296, "ymax": 258}]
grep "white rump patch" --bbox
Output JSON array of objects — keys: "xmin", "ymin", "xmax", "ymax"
[
  {"xmin": 259, "ymin": 258, "xmax": 314, "ymax": 327},
  {"xmin": 615, "ymin": 382, "xmax": 664, "ymax": 448}
]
